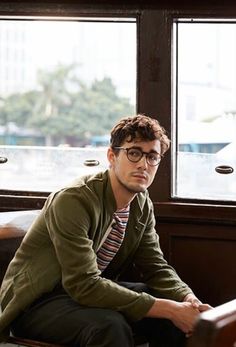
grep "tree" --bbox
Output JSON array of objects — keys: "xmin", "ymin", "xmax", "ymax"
[
  {"xmin": 0, "ymin": 64, "xmax": 134, "ymax": 146},
  {"xmin": 0, "ymin": 91, "xmax": 39, "ymax": 127},
  {"xmin": 68, "ymin": 77, "xmax": 134, "ymax": 140}
]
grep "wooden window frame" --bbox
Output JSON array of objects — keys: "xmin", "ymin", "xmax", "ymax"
[{"xmin": 0, "ymin": 2, "xmax": 235, "ymax": 226}]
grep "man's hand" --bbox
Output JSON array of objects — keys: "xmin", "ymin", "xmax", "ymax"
[
  {"xmin": 170, "ymin": 301, "xmax": 200, "ymax": 333},
  {"xmin": 146, "ymin": 298, "xmax": 200, "ymax": 334},
  {"xmin": 146, "ymin": 295, "xmax": 212, "ymax": 335},
  {"xmin": 182, "ymin": 293, "xmax": 213, "ymax": 337},
  {"xmin": 183, "ymin": 293, "xmax": 212, "ymax": 312}
]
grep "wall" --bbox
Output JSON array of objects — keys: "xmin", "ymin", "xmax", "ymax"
[{"xmin": 156, "ymin": 203, "xmax": 236, "ymax": 306}]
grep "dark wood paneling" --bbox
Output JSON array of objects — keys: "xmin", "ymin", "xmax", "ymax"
[
  {"xmin": 0, "ymin": 195, "xmax": 46, "ymax": 212},
  {"xmin": 154, "ymin": 202, "xmax": 236, "ymax": 224},
  {"xmin": 158, "ymin": 221, "xmax": 236, "ymax": 307}
]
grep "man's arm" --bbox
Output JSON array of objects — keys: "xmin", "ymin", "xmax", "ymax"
[
  {"xmin": 133, "ymin": 206, "xmax": 193, "ymax": 301},
  {"xmin": 132, "ymin": 201, "xmax": 212, "ymax": 333},
  {"xmin": 145, "ymin": 298, "xmax": 200, "ymax": 334}
]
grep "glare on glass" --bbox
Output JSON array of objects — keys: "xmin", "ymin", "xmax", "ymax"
[
  {"xmin": 174, "ymin": 21, "xmax": 236, "ymax": 202},
  {"xmin": 0, "ymin": 17, "xmax": 136, "ymax": 192}
]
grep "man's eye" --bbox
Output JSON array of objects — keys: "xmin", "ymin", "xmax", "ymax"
[
  {"xmin": 148, "ymin": 154, "xmax": 158, "ymax": 161},
  {"xmin": 129, "ymin": 150, "xmax": 141, "ymax": 157}
]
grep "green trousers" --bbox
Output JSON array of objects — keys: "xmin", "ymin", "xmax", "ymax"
[{"xmin": 10, "ymin": 282, "xmax": 186, "ymax": 347}]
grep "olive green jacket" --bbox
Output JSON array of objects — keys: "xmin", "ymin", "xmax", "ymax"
[{"xmin": 0, "ymin": 170, "xmax": 192, "ymax": 340}]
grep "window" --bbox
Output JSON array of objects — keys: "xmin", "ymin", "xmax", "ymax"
[
  {"xmin": 173, "ymin": 19, "xmax": 236, "ymax": 202},
  {"xmin": 0, "ymin": 17, "xmax": 136, "ymax": 193}
]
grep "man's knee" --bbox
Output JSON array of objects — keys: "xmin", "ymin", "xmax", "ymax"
[
  {"xmin": 95, "ymin": 310, "xmax": 132, "ymax": 335},
  {"xmin": 86, "ymin": 310, "xmax": 133, "ymax": 346}
]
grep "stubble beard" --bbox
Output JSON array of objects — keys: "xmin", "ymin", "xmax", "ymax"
[{"xmin": 116, "ymin": 174, "xmax": 147, "ymax": 194}]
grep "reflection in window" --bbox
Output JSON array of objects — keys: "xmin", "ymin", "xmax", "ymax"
[
  {"xmin": 0, "ymin": 18, "xmax": 136, "ymax": 192},
  {"xmin": 173, "ymin": 20, "xmax": 236, "ymax": 201}
]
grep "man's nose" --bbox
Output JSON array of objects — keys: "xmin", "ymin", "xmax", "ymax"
[{"xmin": 137, "ymin": 154, "xmax": 148, "ymax": 168}]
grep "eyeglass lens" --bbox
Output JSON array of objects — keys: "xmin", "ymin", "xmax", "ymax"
[{"xmin": 127, "ymin": 148, "xmax": 160, "ymax": 166}]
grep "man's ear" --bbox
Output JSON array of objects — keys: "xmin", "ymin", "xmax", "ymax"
[{"xmin": 107, "ymin": 147, "xmax": 116, "ymax": 166}]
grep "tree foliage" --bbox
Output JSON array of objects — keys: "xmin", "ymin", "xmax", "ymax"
[{"xmin": 0, "ymin": 64, "xmax": 134, "ymax": 146}]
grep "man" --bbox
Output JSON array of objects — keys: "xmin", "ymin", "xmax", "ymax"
[{"xmin": 0, "ymin": 114, "xmax": 210, "ymax": 347}]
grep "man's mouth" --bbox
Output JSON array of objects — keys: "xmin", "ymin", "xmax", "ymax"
[{"xmin": 132, "ymin": 173, "xmax": 148, "ymax": 180}]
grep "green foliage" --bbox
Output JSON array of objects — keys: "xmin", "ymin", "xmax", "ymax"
[
  {"xmin": 0, "ymin": 91, "xmax": 39, "ymax": 126},
  {"xmin": 0, "ymin": 64, "xmax": 134, "ymax": 146}
]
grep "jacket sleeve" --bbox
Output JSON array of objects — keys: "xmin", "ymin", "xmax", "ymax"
[
  {"xmin": 45, "ymin": 188, "xmax": 155, "ymax": 321},
  {"xmin": 132, "ymin": 201, "xmax": 193, "ymax": 302}
]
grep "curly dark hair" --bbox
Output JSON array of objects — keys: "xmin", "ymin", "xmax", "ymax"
[{"xmin": 110, "ymin": 114, "xmax": 170, "ymax": 155}]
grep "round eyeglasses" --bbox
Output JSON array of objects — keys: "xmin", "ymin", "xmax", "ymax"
[{"xmin": 113, "ymin": 147, "xmax": 162, "ymax": 166}]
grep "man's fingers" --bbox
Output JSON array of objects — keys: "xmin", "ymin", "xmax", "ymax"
[{"xmin": 198, "ymin": 303, "xmax": 213, "ymax": 312}]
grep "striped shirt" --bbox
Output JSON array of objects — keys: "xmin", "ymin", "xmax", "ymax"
[{"xmin": 97, "ymin": 205, "xmax": 130, "ymax": 272}]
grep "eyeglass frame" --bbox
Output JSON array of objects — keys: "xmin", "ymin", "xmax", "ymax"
[{"xmin": 112, "ymin": 146, "xmax": 163, "ymax": 166}]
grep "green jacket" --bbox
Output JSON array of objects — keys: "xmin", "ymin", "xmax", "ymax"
[{"xmin": 0, "ymin": 170, "xmax": 192, "ymax": 340}]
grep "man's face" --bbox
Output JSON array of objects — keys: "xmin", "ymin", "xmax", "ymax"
[{"xmin": 108, "ymin": 139, "xmax": 161, "ymax": 194}]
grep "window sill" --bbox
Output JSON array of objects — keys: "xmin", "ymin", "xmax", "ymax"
[{"xmin": 154, "ymin": 201, "xmax": 236, "ymax": 225}]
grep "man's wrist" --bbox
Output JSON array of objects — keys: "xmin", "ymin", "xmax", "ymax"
[{"xmin": 146, "ymin": 298, "xmax": 178, "ymax": 320}]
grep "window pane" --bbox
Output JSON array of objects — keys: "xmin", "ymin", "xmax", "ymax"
[
  {"xmin": 0, "ymin": 18, "xmax": 136, "ymax": 192},
  {"xmin": 173, "ymin": 21, "xmax": 236, "ymax": 201}
]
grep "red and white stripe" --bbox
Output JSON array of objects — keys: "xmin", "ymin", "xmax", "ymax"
[{"xmin": 97, "ymin": 205, "xmax": 130, "ymax": 272}]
